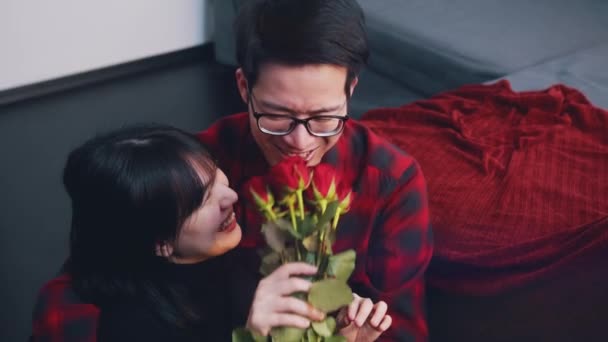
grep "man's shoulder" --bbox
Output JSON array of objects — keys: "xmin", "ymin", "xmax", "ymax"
[
  {"xmin": 197, "ymin": 112, "xmax": 252, "ymax": 170},
  {"xmin": 197, "ymin": 113, "xmax": 248, "ymax": 147},
  {"xmin": 348, "ymin": 120, "xmax": 420, "ymax": 181}
]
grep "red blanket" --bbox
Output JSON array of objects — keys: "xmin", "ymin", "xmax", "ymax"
[{"xmin": 360, "ymin": 80, "xmax": 608, "ymax": 294}]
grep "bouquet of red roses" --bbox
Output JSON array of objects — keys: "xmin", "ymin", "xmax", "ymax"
[{"xmin": 234, "ymin": 156, "xmax": 356, "ymax": 342}]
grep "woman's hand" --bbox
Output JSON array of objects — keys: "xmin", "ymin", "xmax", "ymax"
[
  {"xmin": 337, "ymin": 293, "xmax": 392, "ymax": 342},
  {"xmin": 246, "ymin": 262, "xmax": 325, "ymax": 336}
]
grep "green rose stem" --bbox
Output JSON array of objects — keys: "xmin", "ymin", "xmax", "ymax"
[
  {"xmin": 286, "ymin": 196, "xmax": 303, "ymax": 261},
  {"xmin": 296, "ymin": 189, "xmax": 305, "ymax": 219},
  {"xmin": 263, "ymin": 206, "xmax": 277, "ymax": 222},
  {"xmin": 315, "ymin": 199, "xmax": 328, "ymax": 267},
  {"xmin": 332, "ymin": 207, "xmax": 343, "ymax": 229},
  {"xmin": 287, "ymin": 198, "xmax": 297, "ymax": 232}
]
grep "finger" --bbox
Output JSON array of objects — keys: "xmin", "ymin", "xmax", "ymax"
[
  {"xmin": 354, "ymin": 298, "xmax": 374, "ymax": 327},
  {"xmin": 276, "ymin": 297, "xmax": 325, "ymax": 322},
  {"xmin": 273, "ymin": 262, "xmax": 318, "ymax": 279},
  {"xmin": 270, "ymin": 313, "xmax": 312, "ymax": 330},
  {"xmin": 336, "ymin": 307, "xmax": 349, "ymax": 327},
  {"xmin": 378, "ymin": 314, "xmax": 392, "ymax": 332},
  {"xmin": 338, "ymin": 322, "xmax": 357, "ymax": 337},
  {"xmin": 347, "ymin": 293, "xmax": 362, "ymax": 321},
  {"xmin": 275, "ymin": 277, "xmax": 313, "ymax": 296},
  {"xmin": 369, "ymin": 301, "xmax": 388, "ymax": 327}
]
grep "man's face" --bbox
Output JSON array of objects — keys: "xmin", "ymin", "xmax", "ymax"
[{"xmin": 236, "ymin": 63, "xmax": 356, "ymax": 166}]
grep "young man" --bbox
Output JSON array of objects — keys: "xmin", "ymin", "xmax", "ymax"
[{"xmin": 198, "ymin": 1, "xmax": 433, "ymax": 340}]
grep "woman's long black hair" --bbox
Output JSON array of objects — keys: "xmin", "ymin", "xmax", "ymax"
[{"xmin": 62, "ymin": 124, "xmax": 217, "ymax": 329}]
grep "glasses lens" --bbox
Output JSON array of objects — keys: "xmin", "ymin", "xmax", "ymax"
[
  {"xmin": 257, "ymin": 115, "xmax": 346, "ymax": 136},
  {"xmin": 308, "ymin": 117, "xmax": 344, "ymax": 135},
  {"xmin": 258, "ymin": 115, "xmax": 295, "ymax": 134}
]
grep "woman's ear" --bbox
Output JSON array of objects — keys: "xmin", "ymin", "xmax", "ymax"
[{"xmin": 155, "ymin": 241, "xmax": 174, "ymax": 258}]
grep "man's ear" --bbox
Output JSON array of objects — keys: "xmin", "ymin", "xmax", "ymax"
[
  {"xmin": 155, "ymin": 242, "xmax": 174, "ymax": 258},
  {"xmin": 235, "ymin": 68, "xmax": 249, "ymax": 104},
  {"xmin": 349, "ymin": 76, "xmax": 359, "ymax": 98}
]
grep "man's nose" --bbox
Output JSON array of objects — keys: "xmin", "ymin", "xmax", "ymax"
[{"xmin": 285, "ymin": 123, "xmax": 313, "ymax": 149}]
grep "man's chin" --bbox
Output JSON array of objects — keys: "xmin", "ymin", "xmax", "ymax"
[{"xmin": 306, "ymin": 156, "xmax": 322, "ymax": 167}]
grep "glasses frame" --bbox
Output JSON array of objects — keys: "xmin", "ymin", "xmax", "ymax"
[{"xmin": 248, "ymin": 92, "xmax": 349, "ymax": 137}]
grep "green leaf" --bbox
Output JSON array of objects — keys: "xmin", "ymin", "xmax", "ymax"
[
  {"xmin": 259, "ymin": 251, "xmax": 281, "ymax": 276},
  {"xmin": 308, "ymin": 279, "xmax": 353, "ymax": 313},
  {"xmin": 275, "ymin": 217, "xmax": 302, "ymax": 239},
  {"xmin": 305, "ymin": 327, "xmax": 318, "ymax": 341},
  {"xmin": 304, "ymin": 250, "xmax": 317, "ymax": 266},
  {"xmin": 323, "ymin": 336, "xmax": 347, "ymax": 342},
  {"xmin": 324, "ymin": 241, "xmax": 334, "ymax": 255},
  {"xmin": 261, "ymin": 221, "xmax": 290, "ymax": 252},
  {"xmin": 282, "ymin": 247, "xmax": 297, "ymax": 263},
  {"xmin": 298, "ymin": 215, "xmax": 319, "ymax": 237},
  {"xmin": 311, "ymin": 316, "xmax": 337, "ymax": 337},
  {"xmin": 324, "ymin": 228, "xmax": 337, "ymax": 250},
  {"xmin": 302, "ymin": 233, "xmax": 319, "ymax": 252},
  {"xmin": 316, "ymin": 201, "xmax": 339, "ymax": 231},
  {"xmin": 327, "ymin": 249, "xmax": 356, "ymax": 281},
  {"xmin": 231, "ymin": 328, "xmax": 267, "ymax": 342},
  {"xmin": 270, "ymin": 326, "xmax": 305, "ymax": 342}
]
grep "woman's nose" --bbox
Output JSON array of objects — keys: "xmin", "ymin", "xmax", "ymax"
[{"xmin": 221, "ymin": 188, "xmax": 239, "ymax": 207}]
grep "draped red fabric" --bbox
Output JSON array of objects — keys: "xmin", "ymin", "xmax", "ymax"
[{"xmin": 360, "ymin": 80, "xmax": 608, "ymax": 295}]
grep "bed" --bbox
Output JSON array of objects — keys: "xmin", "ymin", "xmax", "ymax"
[
  {"xmin": 359, "ymin": 66, "xmax": 608, "ymax": 342},
  {"xmin": 360, "ymin": 78, "xmax": 608, "ymax": 341}
]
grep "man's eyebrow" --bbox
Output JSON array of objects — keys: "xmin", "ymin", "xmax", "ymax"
[{"xmin": 258, "ymin": 99, "xmax": 343, "ymax": 115}]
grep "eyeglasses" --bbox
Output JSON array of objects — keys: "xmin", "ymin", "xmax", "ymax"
[{"xmin": 248, "ymin": 92, "xmax": 349, "ymax": 137}]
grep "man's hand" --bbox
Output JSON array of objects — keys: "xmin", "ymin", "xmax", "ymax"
[
  {"xmin": 337, "ymin": 293, "xmax": 393, "ymax": 342},
  {"xmin": 246, "ymin": 263, "xmax": 325, "ymax": 336}
]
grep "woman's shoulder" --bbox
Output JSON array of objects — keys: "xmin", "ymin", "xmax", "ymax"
[{"xmin": 32, "ymin": 274, "xmax": 99, "ymax": 342}]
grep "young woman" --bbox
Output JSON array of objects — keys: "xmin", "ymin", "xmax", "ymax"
[{"xmin": 32, "ymin": 124, "xmax": 391, "ymax": 341}]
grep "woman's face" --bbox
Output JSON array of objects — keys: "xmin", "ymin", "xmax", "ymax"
[{"xmin": 170, "ymin": 167, "xmax": 242, "ymax": 264}]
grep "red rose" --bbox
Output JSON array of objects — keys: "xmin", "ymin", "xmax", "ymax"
[
  {"xmin": 244, "ymin": 176, "xmax": 276, "ymax": 220},
  {"xmin": 336, "ymin": 184, "xmax": 353, "ymax": 213},
  {"xmin": 268, "ymin": 156, "xmax": 311, "ymax": 197},
  {"xmin": 308, "ymin": 163, "xmax": 340, "ymax": 202}
]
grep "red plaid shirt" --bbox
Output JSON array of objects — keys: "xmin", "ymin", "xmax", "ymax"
[
  {"xmin": 31, "ymin": 274, "xmax": 99, "ymax": 342},
  {"xmin": 199, "ymin": 113, "xmax": 434, "ymax": 341}
]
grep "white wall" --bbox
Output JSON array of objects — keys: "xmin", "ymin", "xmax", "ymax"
[{"xmin": 0, "ymin": 0, "xmax": 214, "ymax": 92}]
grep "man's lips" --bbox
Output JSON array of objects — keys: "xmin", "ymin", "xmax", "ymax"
[{"xmin": 275, "ymin": 145, "xmax": 317, "ymax": 161}]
